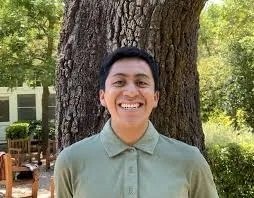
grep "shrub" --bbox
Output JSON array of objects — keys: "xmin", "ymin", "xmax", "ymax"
[
  {"xmin": 5, "ymin": 122, "xmax": 30, "ymax": 140},
  {"xmin": 203, "ymin": 122, "xmax": 254, "ymax": 146},
  {"xmin": 29, "ymin": 120, "xmax": 42, "ymax": 140},
  {"xmin": 5, "ymin": 120, "xmax": 55, "ymax": 140},
  {"xmin": 208, "ymin": 110, "xmax": 233, "ymax": 127},
  {"xmin": 207, "ymin": 142, "xmax": 254, "ymax": 198},
  {"xmin": 30, "ymin": 120, "xmax": 55, "ymax": 140}
]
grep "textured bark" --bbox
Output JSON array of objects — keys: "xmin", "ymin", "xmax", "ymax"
[
  {"xmin": 41, "ymin": 85, "xmax": 50, "ymax": 155},
  {"xmin": 56, "ymin": 0, "xmax": 206, "ymax": 152},
  {"xmin": 41, "ymin": 17, "xmax": 55, "ymax": 155}
]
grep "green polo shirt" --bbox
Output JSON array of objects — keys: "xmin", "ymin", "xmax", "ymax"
[{"xmin": 54, "ymin": 120, "xmax": 218, "ymax": 198}]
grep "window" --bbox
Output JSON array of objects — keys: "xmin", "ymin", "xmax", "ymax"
[
  {"xmin": 17, "ymin": 94, "xmax": 36, "ymax": 121},
  {"xmin": 48, "ymin": 94, "xmax": 56, "ymax": 120},
  {"xmin": 0, "ymin": 97, "xmax": 9, "ymax": 122}
]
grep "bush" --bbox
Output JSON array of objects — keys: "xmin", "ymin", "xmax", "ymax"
[
  {"xmin": 207, "ymin": 142, "xmax": 254, "ymax": 198},
  {"xmin": 30, "ymin": 120, "xmax": 55, "ymax": 140},
  {"xmin": 29, "ymin": 120, "xmax": 42, "ymax": 140},
  {"xmin": 5, "ymin": 122, "xmax": 30, "ymax": 140},
  {"xmin": 5, "ymin": 120, "xmax": 55, "ymax": 140},
  {"xmin": 203, "ymin": 122, "xmax": 254, "ymax": 146}
]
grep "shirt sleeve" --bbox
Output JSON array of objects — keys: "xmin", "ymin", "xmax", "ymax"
[
  {"xmin": 54, "ymin": 148, "xmax": 73, "ymax": 198},
  {"xmin": 189, "ymin": 148, "xmax": 219, "ymax": 198}
]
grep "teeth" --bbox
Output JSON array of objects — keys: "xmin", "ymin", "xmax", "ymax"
[{"xmin": 121, "ymin": 103, "xmax": 140, "ymax": 109}]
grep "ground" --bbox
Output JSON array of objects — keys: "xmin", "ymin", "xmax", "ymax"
[{"xmin": 0, "ymin": 161, "xmax": 54, "ymax": 198}]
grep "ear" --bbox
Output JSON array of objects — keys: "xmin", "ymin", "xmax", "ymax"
[
  {"xmin": 99, "ymin": 89, "xmax": 106, "ymax": 107},
  {"xmin": 153, "ymin": 91, "xmax": 160, "ymax": 108}
]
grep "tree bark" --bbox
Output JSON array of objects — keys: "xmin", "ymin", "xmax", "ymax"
[
  {"xmin": 41, "ymin": 85, "xmax": 50, "ymax": 155},
  {"xmin": 56, "ymin": 0, "xmax": 206, "ymax": 152},
  {"xmin": 41, "ymin": 17, "xmax": 55, "ymax": 155}
]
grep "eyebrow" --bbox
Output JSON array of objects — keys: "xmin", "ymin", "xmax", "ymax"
[{"xmin": 112, "ymin": 73, "xmax": 150, "ymax": 79}]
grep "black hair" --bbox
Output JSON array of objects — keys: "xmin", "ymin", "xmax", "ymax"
[{"xmin": 99, "ymin": 47, "xmax": 159, "ymax": 91}]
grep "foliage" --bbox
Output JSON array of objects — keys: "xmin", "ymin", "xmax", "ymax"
[
  {"xmin": 198, "ymin": 56, "xmax": 232, "ymax": 121},
  {"xmin": 203, "ymin": 122, "xmax": 254, "ymax": 147},
  {"xmin": 0, "ymin": 0, "xmax": 63, "ymax": 87},
  {"xmin": 207, "ymin": 143, "xmax": 254, "ymax": 198},
  {"xmin": 0, "ymin": 0, "xmax": 63, "ymax": 154},
  {"xmin": 198, "ymin": 3, "xmax": 225, "ymax": 58},
  {"xmin": 207, "ymin": 110, "xmax": 233, "ymax": 126},
  {"xmin": 5, "ymin": 122, "xmax": 30, "ymax": 139},
  {"xmin": 5, "ymin": 120, "xmax": 55, "ymax": 140},
  {"xmin": 204, "ymin": 121, "xmax": 254, "ymax": 197},
  {"xmin": 198, "ymin": 0, "xmax": 254, "ymax": 129},
  {"xmin": 29, "ymin": 120, "xmax": 55, "ymax": 140},
  {"xmin": 226, "ymin": 37, "xmax": 254, "ymax": 129}
]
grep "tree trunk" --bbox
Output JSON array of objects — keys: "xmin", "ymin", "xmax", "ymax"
[
  {"xmin": 41, "ymin": 85, "xmax": 50, "ymax": 155},
  {"xmin": 41, "ymin": 17, "xmax": 56, "ymax": 155},
  {"xmin": 56, "ymin": 0, "xmax": 206, "ymax": 153}
]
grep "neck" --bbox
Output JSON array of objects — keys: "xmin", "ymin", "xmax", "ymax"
[{"xmin": 111, "ymin": 120, "xmax": 148, "ymax": 145}]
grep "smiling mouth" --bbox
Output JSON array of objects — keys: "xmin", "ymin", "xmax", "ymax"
[{"xmin": 119, "ymin": 103, "xmax": 143, "ymax": 110}]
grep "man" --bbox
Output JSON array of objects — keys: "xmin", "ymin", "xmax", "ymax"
[{"xmin": 54, "ymin": 47, "xmax": 219, "ymax": 198}]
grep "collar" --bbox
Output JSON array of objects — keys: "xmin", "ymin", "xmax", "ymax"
[{"xmin": 100, "ymin": 119, "xmax": 159, "ymax": 158}]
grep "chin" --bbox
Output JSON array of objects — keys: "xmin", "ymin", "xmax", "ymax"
[{"xmin": 119, "ymin": 117, "xmax": 147, "ymax": 126}]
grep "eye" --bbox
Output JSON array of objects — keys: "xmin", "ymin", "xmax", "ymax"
[
  {"xmin": 113, "ymin": 80, "xmax": 125, "ymax": 87},
  {"xmin": 136, "ymin": 81, "xmax": 148, "ymax": 87}
]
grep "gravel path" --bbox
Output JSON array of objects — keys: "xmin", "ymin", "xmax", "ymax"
[{"xmin": 0, "ymin": 162, "xmax": 54, "ymax": 198}]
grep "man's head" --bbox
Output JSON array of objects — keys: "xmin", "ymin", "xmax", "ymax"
[
  {"xmin": 99, "ymin": 47, "xmax": 160, "ymax": 126},
  {"xmin": 99, "ymin": 47, "xmax": 159, "ymax": 91}
]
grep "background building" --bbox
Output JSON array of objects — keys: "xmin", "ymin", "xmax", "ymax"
[{"xmin": 0, "ymin": 84, "xmax": 55, "ymax": 143}]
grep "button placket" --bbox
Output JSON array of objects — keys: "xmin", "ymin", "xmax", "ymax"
[
  {"xmin": 128, "ymin": 166, "xmax": 134, "ymax": 174},
  {"xmin": 124, "ymin": 148, "xmax": 138, "ymax": 198}
]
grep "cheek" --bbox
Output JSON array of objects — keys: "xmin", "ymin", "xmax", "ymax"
[
  {"xmin": 141, "ymin": 89, "xmax": 156, "ymax": 98},
  {"xmin": 143, "ymin": 92, "xmax": 158, "ymax": 106},
  {"xmin": 104, "ymin": 91, "xmax": 118, "ymax": 106}
]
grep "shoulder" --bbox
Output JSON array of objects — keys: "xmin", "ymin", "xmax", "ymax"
[
  {"xmin": 54, "ymin": 134, "xmax": 103, "ymax": 185},
  {"xmin": 154, "ymin": 134, "xmax": 218, "ymax": 196},
  {"xmin": 157, "ymin": 135, "xmax": 213, "ymax": 176},
  {"xmin": 158, "ymin": 135, "xmax": 201, "ymax": 154},
  {"xmin": 67, "ymin": 133, "xmax": 101, "ymax": 151},
  {"xmin": 156, "ymin": 134, "xmax": 204, "ymax": 164},
  {"xmin": 156, "ymin": 134, "xmax": 212, "ymax": 176},
  {"xmin": 56, "ymin": 133, "xmax": 101, "ymax": 165}
]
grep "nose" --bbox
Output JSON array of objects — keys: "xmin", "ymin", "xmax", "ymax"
[{"xmin": 123, "ymin": 82, "xmax": 139, "ymax": 97}]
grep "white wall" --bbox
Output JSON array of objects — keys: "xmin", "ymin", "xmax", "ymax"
[{"xmin": 0, "ymin": 85, "xmax": 55, "ymax": 143}]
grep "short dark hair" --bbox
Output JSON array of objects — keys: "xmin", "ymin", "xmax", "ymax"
[{"xmin": 99, "ymin": 47, "xmax": 159, "ymax": 90}]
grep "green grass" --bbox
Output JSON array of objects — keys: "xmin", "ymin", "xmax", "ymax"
[{"xmin": 203, "ymin": 122, "xmax": 254, "ymax": 146}]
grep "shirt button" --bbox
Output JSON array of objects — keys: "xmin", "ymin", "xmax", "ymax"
[
  {"xmin": 128, "ymin": 166, "xmax": 134, "ymax": 173},
  {"xmin": 127, "ymin": 148, "xmax": 133, "ymax": 152},
  {"xmin": 128, "ymin": 187, "xmax": 134, "ymax": 195}
]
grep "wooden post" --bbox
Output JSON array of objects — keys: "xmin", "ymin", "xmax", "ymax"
[
  {"xmin": 50, "ymin": 176, "xmax": 55, "ymax": 198},
  {"xmin": 32, "ymin": 168, "xmax": 39, "ymax": 198},
  {"xmin": 4, "ymin": 154, "xmax": 13, "ymax": 198}
]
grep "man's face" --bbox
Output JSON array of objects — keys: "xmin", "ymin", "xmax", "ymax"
[{"xmin": 99, "ymin": 58, "xmax": 159, "ymax": 126}]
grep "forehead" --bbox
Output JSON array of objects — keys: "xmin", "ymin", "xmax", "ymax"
[{"xmin": 108, "ymin": 58, "xmax": 153, "ymax": 77}]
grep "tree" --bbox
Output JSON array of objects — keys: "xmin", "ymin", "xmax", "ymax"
[
  {"xmin": 0, "ymin": 0, "xmax": 63, "ymax": 154},
  {"xmin": 56, "ymin": 0, "xmax": 207, "ymax": 152},
  {"xmin": 198, "ymin": 56, "xmax": 232, "ymax": 121},
  {"xmin": 222, "ymin": 0, "xmax": 254, "ymax": 130},
  {"xmin": 198, "ymin": 0, "xmax": 254, "ymax": 130}
]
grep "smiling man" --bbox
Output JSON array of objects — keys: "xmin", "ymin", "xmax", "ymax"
[
  {"xmin": 54, "ymin": 47, "xmax": 219, "ymax": 198},
  {"xmin": 99, "ymin": 57, "xmax": 159, "ymax": 145}
]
